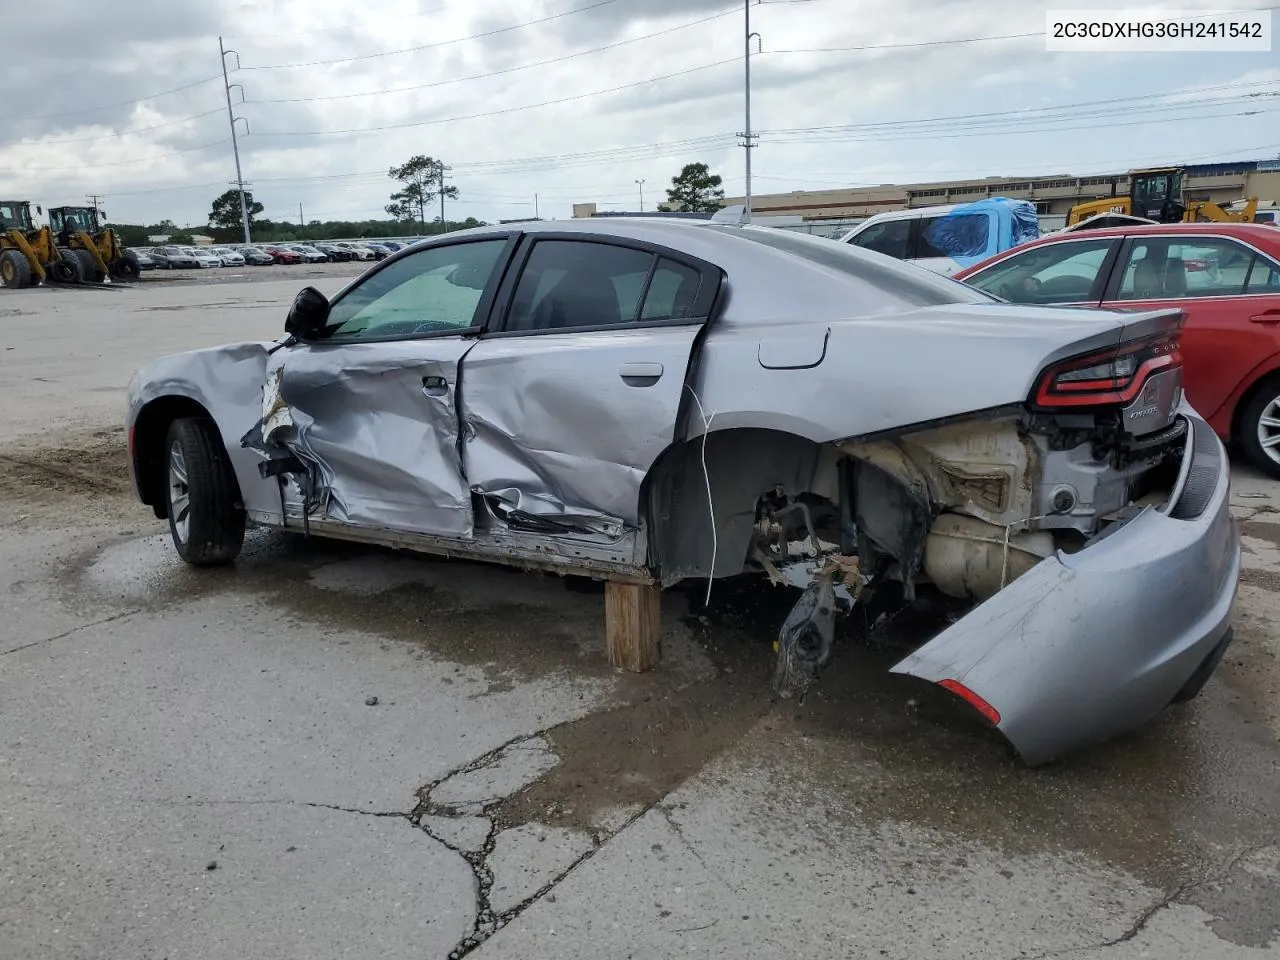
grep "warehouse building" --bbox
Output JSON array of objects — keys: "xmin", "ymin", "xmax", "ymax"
[{"xmin": 577, "ymin": 158, "xmax": 1280, "ymax": 232}]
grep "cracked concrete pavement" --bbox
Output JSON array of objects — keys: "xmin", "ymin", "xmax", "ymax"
[{"xmin": 2, "ymin": 273, "xmax": 1280, "ymax": 958}]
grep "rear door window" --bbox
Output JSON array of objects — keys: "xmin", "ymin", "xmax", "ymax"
[
  {"xmin": 847, "ymin": 218, "xmax": 911, "ymax": 259},
  {"xmin": 1115, "ymin": 237, "xmax": 1259, "ymax": 300}
]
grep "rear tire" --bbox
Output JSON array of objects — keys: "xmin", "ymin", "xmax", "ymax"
[
  {"xmin": 0, "ymin": 250, "xmax": 32, "ymax": 288},
  {"xmin": 111, "ymin": 250, "xmax": 142, "ymax": 281},
  {"xmin": 69, "ymin": 250, "xmax": 100, "ymax": 283},
  {"xmin": 164, "ymin": 417, "xmax": 246, "ymax": 566},
  {"xmin": 1239, "ymin": 379, "xmax": 1280, "ymax": 480}
]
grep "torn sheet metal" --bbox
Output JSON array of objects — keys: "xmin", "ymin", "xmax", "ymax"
[
  {"xmin": 458, "ymin": 324, "xmax": 705, "ymax": 526},
  {"xmin": 126, "ymin": 339, "xmax": 284, "ymax": 518},
  {"xmin": 475, "ymin": 485, "xmax": 624, "ymax": 537},
  {"xmin": 241, "ymin": 341, "xmax": 477, "ymax": 538}
]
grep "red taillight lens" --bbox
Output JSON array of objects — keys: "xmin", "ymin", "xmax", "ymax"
[
  {"xmin": 938, "ymin": 679, "xmax": 1001, "ymax": 726},
  {"xmin": 1032, "ymin": 332, "xmax": 1182, "ymax": 409}
]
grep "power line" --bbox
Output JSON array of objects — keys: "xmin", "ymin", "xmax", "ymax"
[
  {"xmin": 0, "ymin": 138, "xmax": 232, "ymax": 174},
  {"xmin": 253, "ymin": 58, "xmax": 739, "ymax": 137},
  {"xmin": 22, "ymin": 108, "xmax": 225, "ymax": 146},
  {"xmin": 248, "ymin": 5, "xmax": 742, "ymax": 105},
  {"xmin": 761, "ymin": 106, "xmax": 1280, "ymax": 147},
  {"xmin": 239, "ymin": 0, "xmax": 623, "ymax": 70},
  {"xmin": 757, "ymin": 80, "xmax": 1279, "ymax": 137},
  {"xmin": 11, "ymin": 74, "xmax": 224, "ymax": 122}
]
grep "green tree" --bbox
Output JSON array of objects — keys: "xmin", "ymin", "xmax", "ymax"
[
  {"xmin": 209, "ymin": 189, "xmax": 263, "ymax": 231},
  {"xmin": 386, "ymin": 155, "xmax": 458, "ymax": 228},
  {"xmin": 664, "ymin": 162, "xmax": 725, "ymax": 213}
]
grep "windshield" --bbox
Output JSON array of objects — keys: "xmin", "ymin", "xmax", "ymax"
[{"xmin": 0, "ymin": 202, "xmax": 30, "ymax": 230}]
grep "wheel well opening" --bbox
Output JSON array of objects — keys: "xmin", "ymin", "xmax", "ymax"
[
  {"xmin": 1231, "ymin": 369, "xmax": 1280, "ymax": 445},
  {"xmin": 641, "ymin": 427, "xmax": 832, "ymax": 584},
  {"xmin": 133, "ymin": 396, "xmax": 218, "ymax": 517}
]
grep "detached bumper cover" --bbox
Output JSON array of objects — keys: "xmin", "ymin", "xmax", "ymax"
[{"xmin": 891, "ymin": 414, "xmax": 1240, "ymax": 765}]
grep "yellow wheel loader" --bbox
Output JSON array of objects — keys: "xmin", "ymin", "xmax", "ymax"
[
  {"xmin": 48, "ymin": 206, "xmax": 142, "ymax": 282},
  {"xmin": 0, "ymin": 200, "xmax": 79, "ymax": 288},
  {"xmin": 1067, "ymin": 167, "xmax": 1260, "ymax": 227}
]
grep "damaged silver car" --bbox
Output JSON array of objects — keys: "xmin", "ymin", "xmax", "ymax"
[{"xmin": 126, "ymin": 219, "xmax": 1240, "ymax": 765}]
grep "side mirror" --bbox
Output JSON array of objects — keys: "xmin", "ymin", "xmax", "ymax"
[
  {"xmin": 36, "ymin": 205, "xmax": 42, "ymax": 215},
  {"xmin": 284, "ymin": 286, "xmax": 331, "ymax": 339}
]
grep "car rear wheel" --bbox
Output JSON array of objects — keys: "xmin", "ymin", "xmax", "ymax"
[
  {"xmin": 164, "ymin": 417, "xmax": 245, "ymax": 565},
  {"xmin": 1240, "ymin": 380, "xmax": 1280, "ymax": 480}
]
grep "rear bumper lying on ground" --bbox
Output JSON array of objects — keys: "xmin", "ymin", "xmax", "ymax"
[{"xmin": 891, "ymin": 413, "xmax": 1240, "ymax": 765}]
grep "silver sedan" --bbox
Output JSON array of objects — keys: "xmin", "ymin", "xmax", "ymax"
[{"xmin": 124, "ymin": 215, "xmax": 1240, "ymax": 766}]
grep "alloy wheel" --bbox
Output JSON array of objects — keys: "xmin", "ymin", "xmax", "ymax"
[
  {"xmin": 1257, "ymin": 393, "xmax": 1280, "ymax": 466},
  {"xmin": 167, "ymin": 439, "xmax": 191, "ymax": 543}
]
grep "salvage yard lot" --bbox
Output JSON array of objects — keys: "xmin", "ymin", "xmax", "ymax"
[{"xmin": 2, "ymin": 270, "xmax": 1280, "ymax": 959}]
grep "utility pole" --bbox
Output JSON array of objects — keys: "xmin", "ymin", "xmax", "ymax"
[
  {"xmin": 740, "ymin": 0, "xmax": 760, "ymax": 220},
  {"xmin": 219, "ymin": 37, "xmax": 252, "ymax": 245},
  {"xmin": 86, "ymin": 194, "xmax": 105, "ymax": 227},
  {"xmin": 299, "ymin": 202, "xmax": 304, "ymax": 228},
  {"xmin": 635, "ymin": 179, "xmax": 646, "ymax": 212},
  {"xmin": 437, "ymin": 160, "xmax": 453, "ymax": 233},
  {"xmin": 534, "ymin": 193, "xmax": 540, "ymax": 219}
]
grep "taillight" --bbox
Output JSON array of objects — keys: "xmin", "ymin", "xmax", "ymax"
[
  {"xmin": 1032, "ymin": 332, "xmax": 1182, "ymax": 409},
  {"xmin": 938, "ymin": 679, "xmax": 1001, "ymax": 726}
]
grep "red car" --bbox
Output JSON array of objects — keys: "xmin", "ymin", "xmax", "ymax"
[
  {"xmin": 954, "ymin": 223, "xmax": 1280, "ymax": 476},
  {"xmin": 262, "ymin": 245, "xmax": 303, "ymax": 265}
]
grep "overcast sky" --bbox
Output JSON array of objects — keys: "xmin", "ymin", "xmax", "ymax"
[{"xmin": 3, "ymin": 0, "xmax": 1277, "ymax": 229}]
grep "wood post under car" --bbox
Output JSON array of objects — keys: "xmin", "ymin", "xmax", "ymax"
[{"xmin": 604, "ymin": 580, "xmax": 661, "ymax": 672}]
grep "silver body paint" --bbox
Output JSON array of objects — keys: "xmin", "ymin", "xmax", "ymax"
[{"xmin": 127, "ymin": 219, "xmax": 1240, "ymax": 764}]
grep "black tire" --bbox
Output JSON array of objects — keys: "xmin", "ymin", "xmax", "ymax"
[
  {"xmin": 69, "ymin": 250, "xmax": 102, "ymax": 283},
  {"xmin": 1239, "ymin": 377, "xmax": 1280, "ymax": 480},
  {"xmin": 53, "ymin": 248, "xmax": 82, "ymax": 283},
  {"xmin": 111, "ymin": 250, "xmax": 142, "ymax": 281},
  {"xmin": 163, "ymin": 417, "xmax": 246, "ymax": 566},
  {"xmin": 0, "ymin": 249, "xmax": 32, "ymax": 288}
]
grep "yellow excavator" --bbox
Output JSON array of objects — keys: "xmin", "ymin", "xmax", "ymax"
[
  {"xmin": 0, "ymin": 200, "xmax": 79, "ymax": 288},
  {"xmin": 48, "ymin": 205, "xmax": 141, "ymax": 281},
  {"xmin": 1067, "ymin": 167, "xmax": 1259, "ymax": 227}
]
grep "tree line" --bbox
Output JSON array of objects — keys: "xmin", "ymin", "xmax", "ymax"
[{"xmin": 107, "ymin": 156, "xmax": 726, "ymax": 246}]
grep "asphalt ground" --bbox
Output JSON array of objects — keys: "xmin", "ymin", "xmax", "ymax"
[{"xmin": 1, "ymin": 270, "xmax": 1278, "ymax": 959}]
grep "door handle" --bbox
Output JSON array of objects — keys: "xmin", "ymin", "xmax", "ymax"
[
  {"xmin": 1250, "ymin": 310, "xmax": 1280, "ymax": 326},
  {"xmin": 421, "ymin": 375, "xmax": 449, "ymax": 396},
  {"xmin": 619, "ymin": 362, "xmax": 663, "ymax": 386}
]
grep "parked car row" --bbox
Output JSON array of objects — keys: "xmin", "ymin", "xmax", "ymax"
[{"xmin": 130, "ymin": 240, "xmax": 419, "ymax": 270}]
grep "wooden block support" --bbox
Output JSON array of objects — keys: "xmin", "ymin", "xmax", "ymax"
[{"xmin": 604, "ymin": 580, "xmax": 661, "ymax": 672}]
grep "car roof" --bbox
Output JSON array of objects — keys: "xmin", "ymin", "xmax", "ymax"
[
  {"xmin": 376, "ymin": 216, "xmax": 996, "ymax": 323},
  {"xmin": 1032, "ymin": 221, "xmax": 1279, "ymax": 242},
  {"xmin": 954, "ymin": 221, "xmax": 1280, "ymax": 278}
]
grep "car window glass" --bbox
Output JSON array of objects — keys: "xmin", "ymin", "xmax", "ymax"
[
  {"xmin": 506, "ymin": 240, "xmax": 655, "ymax": 332},
  {"xmin": 321, "ymin": 239, "xmax": 507, "ymax": 340},
  {"xmin": 965, "ymin": 239, "xmax": 1112, "ymax": 304},
  {"xmin": 641, "ymin": 258, "xmax": 703, "ymax": 320},
  {"xmin": 1246, "ymin": 255, "xmax": 1280, "ymax": 293},
  {"xmin": 1116, "ymin": 237, "xmax": 1256, "ymax": 300},
  {"xmin": 848, "ymin": 219, "xmax": 911, "ymax": 259},
  {"xmin": 917, "ymin": 212, "xmax": 993, "ymax": 259}
]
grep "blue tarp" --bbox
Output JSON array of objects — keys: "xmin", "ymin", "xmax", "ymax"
[{"xmin": 921, "ymin": 197, "xmax": 1040, "ymax": 266}]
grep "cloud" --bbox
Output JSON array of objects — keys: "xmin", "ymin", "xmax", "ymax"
[{"xmin": 1, "ymin": 0, "xmax": 1274, "ymax": 226}]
